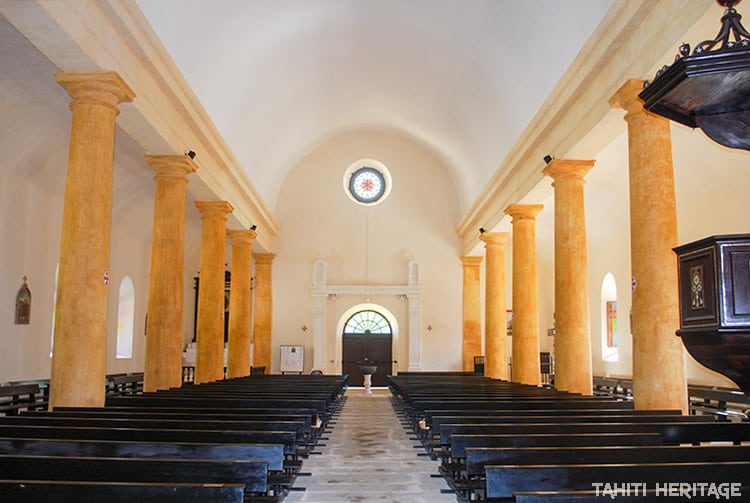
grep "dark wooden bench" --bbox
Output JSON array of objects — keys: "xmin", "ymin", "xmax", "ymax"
[
  {"xmin": 438, "ymin": 421, "xmax": 750, "ymax": 447},
  {"xmin": 422, "ymin": 414, "xmax": 710, "ymax": 450},
  {"xmin": 485, "ymin": 461, "xmax": 750, "ymax": 500},
  {"xmin": 449, "ymin": 433, "xmax": 663, "ymax": 460},
  {"xmin": 465, "ymin": 444, "xmax": 750, "ymax": 478},
  {"xmin": 105, "ymin": 396, "xmax": 330, "ymax": 419},
  {"xmin": 430, "ymin": 413, "xmax": 710, "ymax": 432},
  {"xmin": 0, "ymin": 416, "xmax": 310, "ymax": 443},
  {"xmin": 0, "ymin": 454, "xmax": 270, "ymax": 494},
  {"xmin": 0, "ymin": 424, "xmax": 300, "ymax": 456},
  {"xmin": 54, "ymin": 405, "xmax": 323, "ymax": 425},
  {"xmin": 0, "ymin": 437, "xmax": 286, "ymax": 472},
  {"xmin": 106, "ymin": 373, "xmax": 144, "ymax": 396},
  {"xmin": 0, "ymin": 384, "xmax": 47, "ymax": 416},
  {"xmin": 0, "ymin": 480, "xmax": 245, "ymax": 503},
  {"xmin": 439, "ymin": 433, "xmax": 664, "ymax": 499}
]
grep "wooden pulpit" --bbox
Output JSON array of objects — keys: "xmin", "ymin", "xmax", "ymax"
[{"xmin": 674, "ymin": 234, "xmax": 750, "ymax": 392}]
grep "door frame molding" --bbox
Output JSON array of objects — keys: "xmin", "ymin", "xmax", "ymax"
[{"xmin": 311, "ymin": 259, "xmax": 422, "ymax": 372}]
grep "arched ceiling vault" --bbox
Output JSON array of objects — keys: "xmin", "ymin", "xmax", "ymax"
[{"xmin": 1, "ymin": 0, "xmax": 716, "ymax": 253}]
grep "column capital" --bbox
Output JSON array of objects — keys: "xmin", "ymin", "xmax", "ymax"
[
  {"xmin": 609, "ymin": 78, "xmax": 647, "ymax": 114},
  {"xmin": 505, "ymin": 203, "xmax": 544, "ymax": 221},
  {"xmin": 543, "ymin": 159, "xmax": 595, "ymax": 182},
  {"xmin": 56, "ymin": 71, "xmax": 135, "ymax": 111},
  {"xmin": 146, "ymin": 154, "xmax": 198, "ymax": 179},
  {"xmin": 253, "ymin": 253, "xmax": 276, "ymax": 264},
  {"xmin": 480, "ymin": 232, "xmax": 510, "ymax": 248},
  {"xmin": 227, "ymin": 229, "xmax": 257, "ymax": 244},
  {"xmin": 461, "ymin": 256, "xmax": 483, "ymax": 267},
  {"xmin": 194, "ymin": 201, "xmax": 233, "ymax": 219}
]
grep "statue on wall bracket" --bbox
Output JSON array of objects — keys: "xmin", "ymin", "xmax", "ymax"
[{"xmin": 15, "ymin": 276, "xmax": 31, "ymax": 325}]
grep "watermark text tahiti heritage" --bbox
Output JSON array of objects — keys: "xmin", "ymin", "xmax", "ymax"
[{"xmin": 591, "ymin": 482, "xmax": 743, "ymax": 500}]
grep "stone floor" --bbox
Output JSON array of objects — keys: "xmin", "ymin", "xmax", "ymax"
[{"xmin": 285, "ymin": 388, "xmax": 456, "ymax": 503}]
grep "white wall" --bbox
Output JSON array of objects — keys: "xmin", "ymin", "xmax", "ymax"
[{"xmin": 272, "ymin": 131, "xmax": 463, "ymax": 374}]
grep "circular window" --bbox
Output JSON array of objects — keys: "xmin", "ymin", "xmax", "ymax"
[
  {"xmin": 349, "ymin": 167, "xmax": 385, "ymax": 203},
  {"xmin": 343, "ymin": 159, "xmax": 392, "ymax": 206}
]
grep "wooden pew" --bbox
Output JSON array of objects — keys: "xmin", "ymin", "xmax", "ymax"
[
  {"xmin": 106, "ymin": 373, "xmax": 144, "ymax": 396},
  {"xmin": 0, "ymin": 384, "xmax": 47, "ymax": 416},
  {"xmin": 0, "ymin": 438, "xmax": 286, "ymax": 471},
  {"xmin": 1, "ymin": 480, "xmax": 245, "ymax": 503},
  {"xmin": 0, "ymin": 424, "xmax": 300, "ymax": 456},
  {"xmin": 440, "ymin": 433, "xmax": 663, "ymax": 500},
  {"xmin": 465, "ymin": 444, "xmax": 750, "ymax": 478},
  {"xmin": 105, "ymin": 396, "xmax": 330, "ymax": 420},
  {"xmin": 485, "ymin": 461, "xmax": 750, "ymax": 500},
  {"xmin": 0, "ymin": 454, "xmax": 270, "ymax": 494},
  {"xmin": 438, "ymin": 421, "xmax": 750, "ymax": 447},
  {"xmin": 0, "ymin": 416, "xmax": 309, "ymax": 443},
  {"xmin": 0, "ymin": 437, "xmax": 298, "ymax": 496},
  {"xmin": 449, "ymin": 433, "xmax": 663, "ymax": 460},
  {"xmin": 423, "ymin": 414, "xmax": 712, "ymax": 452}
]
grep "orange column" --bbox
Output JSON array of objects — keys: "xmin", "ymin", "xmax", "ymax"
[
  {"xmin": 544, "ymin": 159, "xmax": 594, "ymax": 395},
  {"xmin": 227, "ymin": 229, "xmax": 257, "ymax": 379},
  {"xmin": 480, "ymin": 232, "xmax": 510, "ymax": 380},
  {"xmin": 143, "ymin": 155, "xmax": 197, "ymax": 392},
  {"xmin": 610, "ymin": 79, "xmax": 688, "ymax": 412},
  {"xmin": 50, "ymin": 72, "xmax": 134, "ymax": 408},
  {"xmin": 505, "ymin": 204, "xmax": 544, "ymax": 386},
  {"xmin": 462, "ymin": 256, "xmax": 483, "ymax": 371},
  {"xmin": 194, "ymin": 201, "xmax": 233, "ymax": 384},
  {"xmin": 252, "ymin": 253, "xmax": 275, "ymax": 373}
]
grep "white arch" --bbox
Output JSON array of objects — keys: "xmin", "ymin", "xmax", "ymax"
[{"xmin": 334, "ymin": 302, "xmax": 400, "ymax": 374}]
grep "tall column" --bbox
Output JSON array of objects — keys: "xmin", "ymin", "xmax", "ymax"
[
  {"xmin": 252, "ymin": 253, "xmax": 275, "ymax": 373},
  {"xmin": 226, "ymin": 229, "xmax": 257, "ymax": 379},
  {"xmin": 480, "ymin": 232, "xmax": 510, "ymax": 380},
  {"xmin": 49, "ymin": 72, "xmax": 135, "ymax": 408},
  {"xmin": 462, "ymin": 256, "xmax": 483, "ymax": 372},
  {"xmin": 505, "ymin": 204, "xmax": 544, "ymax": 385},
  {"xmin": 610, "ymin": 79, "xmax": 688, "ymax": 412},
  {"xmin": 144, "ymin": 155, "xmax": 197, "ymax": 392},
  {"xmin": 544, "ymin": 159, "xmax": 594, "ymax": 395},
  {"xmin": 194, "ymin": 201, "xmax": 233, "ymax": 384}
]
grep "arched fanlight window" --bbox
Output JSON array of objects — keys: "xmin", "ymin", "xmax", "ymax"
[{"xmin": 343, "ymin": 310, "xmax": 392, "ymax": 335}]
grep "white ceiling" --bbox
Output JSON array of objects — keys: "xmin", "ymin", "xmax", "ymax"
[{"xmin": 135, "ymin": 0, "xmax": 615, "ymax": 212}]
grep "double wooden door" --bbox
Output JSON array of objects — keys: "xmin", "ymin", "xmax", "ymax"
[{"xmin": 342, "ymin": 332, "xmax": 392, "ymax": 387}]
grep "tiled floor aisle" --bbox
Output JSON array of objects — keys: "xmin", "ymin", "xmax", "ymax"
[{"xmin": 285, "ymin": 388, "xmax": 456, "ymax": 503}]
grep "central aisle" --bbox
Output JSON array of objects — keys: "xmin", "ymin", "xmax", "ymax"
[{"xmin": 286, "ymin": 388, "xmax": 455, "ymax": 503}]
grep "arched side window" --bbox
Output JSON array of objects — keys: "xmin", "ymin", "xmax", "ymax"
[
  {"xmin": 600, "ymin": 273, "xmax": 619, "ymax": 362},
  {"xmin": 344, "ymin": 310, "xmax": 392, "ymax": 335},
  {"xmin": 116, "ymin": 276, "xmax": 135, "ymax": 359}
]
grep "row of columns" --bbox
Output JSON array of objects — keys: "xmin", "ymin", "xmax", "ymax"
[
  {"xmin": 49, "ymin": 71, "xmax": 274, "ymax": 408},
  {"xmin": 461, "ymin": 79, "xmax": 688, "ymax": 412}
]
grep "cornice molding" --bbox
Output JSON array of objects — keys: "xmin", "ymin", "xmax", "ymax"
[{"xmin": 456, "ymin": 0, "xmax": 713, "ymax": 255}]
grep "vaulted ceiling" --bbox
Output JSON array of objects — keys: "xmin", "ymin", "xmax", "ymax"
[
  {"xmin": 0, "ymin": 0, "xmax": 720, "ymax": 253},
  {"xmin": 135, "ymin": 0, "xmax": 614, "ymax": 211}
]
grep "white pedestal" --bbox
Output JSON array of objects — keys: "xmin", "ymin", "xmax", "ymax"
[{"xmin": 363, "ymin": 374, "xmax": 373, "ymax": 395}]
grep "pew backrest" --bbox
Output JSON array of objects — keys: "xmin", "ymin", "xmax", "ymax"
[
  {"xmin": 0, "ymin": 438, "xmax": 286, "ymax": 471},
  {"xmin": 0, "ymin": 480, "xmax": 245, "ymax": 503}
]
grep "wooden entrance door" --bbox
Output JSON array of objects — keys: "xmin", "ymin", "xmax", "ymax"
[{"xmin": 342, "ymin": 332, "xmax": 392, "ymax": 387}]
